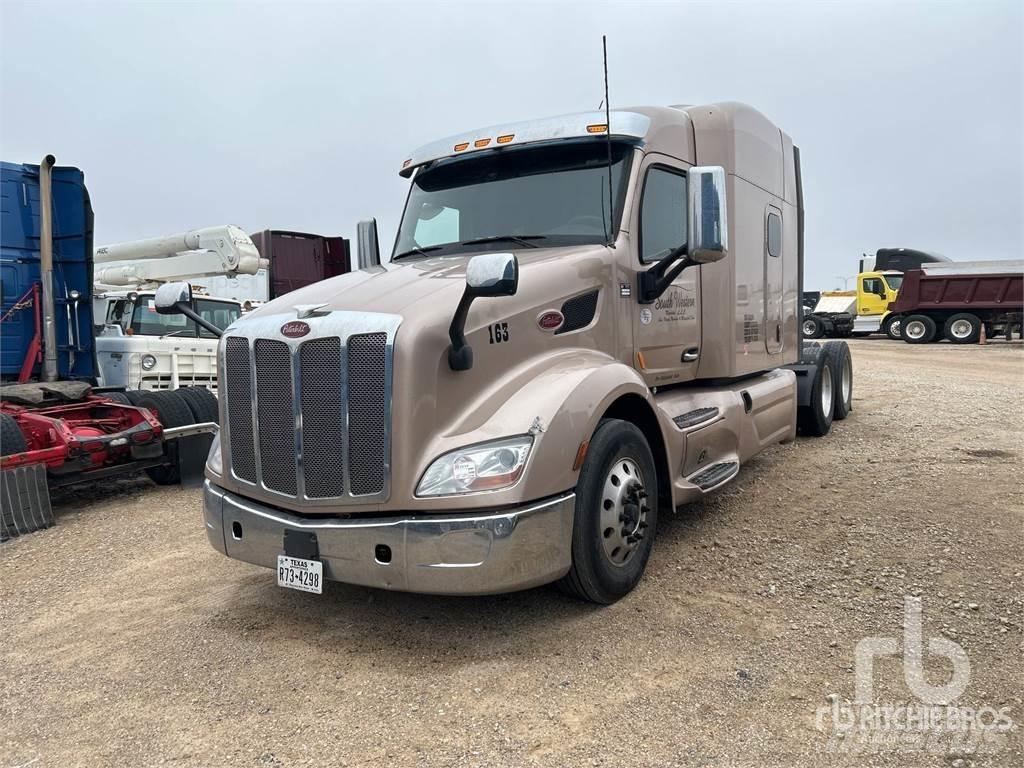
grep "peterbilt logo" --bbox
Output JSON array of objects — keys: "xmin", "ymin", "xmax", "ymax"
[
  {"xmin": 280, "ymin": 321, "xmax": 311, "ymax": 338},
  {"xmin": 537, "ymin": 310, "xmax": 564, "ymax": 332}
]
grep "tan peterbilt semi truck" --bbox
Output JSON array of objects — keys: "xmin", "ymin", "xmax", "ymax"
[{"xmin": 191, "ymin": 103, "xmax": 853, "ymax": 603}]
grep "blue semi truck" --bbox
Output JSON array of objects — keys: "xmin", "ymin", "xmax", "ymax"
[{"xmin": 1, "ymin": 157, "xmax": 218, "ymax": 540}]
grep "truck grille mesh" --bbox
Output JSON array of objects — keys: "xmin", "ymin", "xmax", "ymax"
[
  {"xmin": 254, "ymin": 340, "xmax": 297, "ymax": 496},
  {"xmin": 347, "ymin": 333, "xmax": 387, "ymax": 495},
  {"xmin": 224, "ymin": 337, "xmax": 256, "ymax": 483},
  {"xmin": 299, "ymin": 338, "xmax": 345, "ymax": 498},
  {"xmin": 222, "ymin": 325, "xmax": 392, "ymax": 503}
]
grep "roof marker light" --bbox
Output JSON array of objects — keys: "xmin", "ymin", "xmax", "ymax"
[
  {"xmin": 454, "ymin": 142, "xmax": 469, "ymax": 152},
  {"xmin": 586, "ymin": 123, "xmax": 608, "ymax": 134},
  {"xmin": 496, "ymin": 134, "xmax": 514, "ymax": 144},
  {"xmin": 474, "ymin": 138, "xmax": 491, "ymax": 148}
]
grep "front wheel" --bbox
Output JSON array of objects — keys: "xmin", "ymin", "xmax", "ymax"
[
  {"xmin": 882, "ymin": 315, "xmax": 903, "ymax": 340},
  {"xmin": 558, "ymin": 419, "xmax": 658, "ymax": 604}
]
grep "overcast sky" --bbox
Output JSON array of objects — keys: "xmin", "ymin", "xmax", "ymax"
[{"xmin": 2, "ymin": 0, "xmax": 1021, "ymax": 290}]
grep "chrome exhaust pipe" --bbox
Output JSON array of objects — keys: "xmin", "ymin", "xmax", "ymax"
[{"xmin": 39, "ymin": 154, "xmax": 59, "ymax": 382}]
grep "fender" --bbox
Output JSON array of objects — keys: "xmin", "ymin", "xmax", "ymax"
[{"xmin": 416, "ymin": 349, "xmax": 660, "ymax": 507}]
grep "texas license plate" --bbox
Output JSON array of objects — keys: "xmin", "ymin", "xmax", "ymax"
[{"xmin": 276, "ymin": 555, "xmax": 323, "ymax": 594}]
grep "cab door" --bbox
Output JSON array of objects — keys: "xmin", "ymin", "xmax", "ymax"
[
  {"xmin": 858, "ymin": 274, "xmax": 889, "ymax": 319},
  {"xmin": 630, "ymin": 155, "xmax": 701, "ymax": 387}
]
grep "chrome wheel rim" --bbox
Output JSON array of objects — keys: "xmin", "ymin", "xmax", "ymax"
[
  {"xmin": 950, "ymin": 319, "xmax": 973, "ymax": 339},
  {"xmin": 841, "ymin": 356, "xmax": 852, "ymax": 405},
  {"xmin": 905, "ymin": 320, "xmax": 925, "ymax": 340},
  {"xmin": 820, "ymin": 362, "xmax": 833, "ymax": 417},
  {"xmin": 889, "ymin": 319, "xmax": 902, "ymax": 338},
  {"xmin": 599, "ymin": 457, "xmax": 648, "ymax": 566},
  {"xmin": 802, "ymin": 320, "xmax": 816, "ymax": 337}
]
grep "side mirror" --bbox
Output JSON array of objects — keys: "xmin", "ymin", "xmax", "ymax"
[
  {"xmin": 466, "ymin": 252, "xmax": 519, "ymax": 297},
  {"xmin": 153, "ymin": 281, "xmax": 223, "ymax": 338},
  {"xmin": 154, "ymin": 281, "xmax": 192, "ymax": 313},
  {"xmin": 448, "ymin": 253, "xmax": 520, "ymax": 371},
  {"xmin": 356, "ymin": 218, "xmax": 381, "ymax": 269},
  {"xmin": 687, "ymin": 165, "xmax": 729, "ymax": 264}
]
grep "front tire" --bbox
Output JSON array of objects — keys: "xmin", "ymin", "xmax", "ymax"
[
  {"xmin": 883, "ymin": 314, "xmax": 903, "ymax": 340},
  {"xmin": 559, "ymin": 419, "xmax": 658, "ymax": 604}
]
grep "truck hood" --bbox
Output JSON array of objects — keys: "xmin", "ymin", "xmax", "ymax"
[{"xmin": 240, "ymin": 243, "xmax": 612, "ymax": 326}]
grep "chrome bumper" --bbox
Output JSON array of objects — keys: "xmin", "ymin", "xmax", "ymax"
[{"xmin": 203, "ymin": 481, "xmax": 575, "ymax": 595}]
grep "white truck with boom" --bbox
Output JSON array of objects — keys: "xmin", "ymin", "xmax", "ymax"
[{"xmin": 92, "ymin": 226, "xmax": 264, "ymax": 391}]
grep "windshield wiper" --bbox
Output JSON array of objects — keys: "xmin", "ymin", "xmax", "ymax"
[
  {"xmin": 160, "ymin": 329, "xmax": 190, "ymax": 339},
  {"xmin": 393, "ymin": 245, "xmax": 442, "ymax": 260},
  {"xmin": 461, "ymin": 235, "xmax": 546, "ymax": 249}
]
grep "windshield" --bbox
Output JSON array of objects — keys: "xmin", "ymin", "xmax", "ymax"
[
  {"xmin": 130, "ymin": 296, "xmax": 240, "ymax": 337},
  {"xmin": 394, "ymin": 140, "xmax": 634, "ymax": 258},
  {"xmin": 882, "ymin": 275, "xmax": 903, "ymax": 290}
]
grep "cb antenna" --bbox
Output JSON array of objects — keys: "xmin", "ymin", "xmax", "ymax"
[{"xmin": 602, "ymin": 35, "xmax": 615, "ymax": 247}]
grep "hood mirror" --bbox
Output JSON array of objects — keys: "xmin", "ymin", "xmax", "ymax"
[
  {"xmin": 466, "ymin": 252, "xmax": 519, "ymax": 297},
  {"xmin": 154, "ymin": 281, "xmax": 193, "ymax": 312},
  {"xmin": 448, "ymin": 253, "xmax": 520, "ymax": 372}
]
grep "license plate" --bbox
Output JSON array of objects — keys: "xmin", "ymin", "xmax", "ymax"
[{"xmin": 276, "ymin": 555, "xmax": 323, "ymax": 594}]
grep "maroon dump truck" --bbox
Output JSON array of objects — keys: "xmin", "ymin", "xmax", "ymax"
[{"xmin": 889, "ymin": 261, "xmax": 1024, "ymax": 343}]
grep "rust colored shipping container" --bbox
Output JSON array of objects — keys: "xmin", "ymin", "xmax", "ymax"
[{"xmin": 249, "ymin": 230, "xmax": 351, "ymax": 300}]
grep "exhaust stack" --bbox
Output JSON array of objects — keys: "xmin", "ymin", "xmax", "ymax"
[{"xmin": 39, "ymin": 154, "xmax": 59, "ymax": 382}]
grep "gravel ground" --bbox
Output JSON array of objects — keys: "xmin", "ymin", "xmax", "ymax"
[{"xmin": 2, "ymin": 339, "xmax": 1022, "ymax": 767}]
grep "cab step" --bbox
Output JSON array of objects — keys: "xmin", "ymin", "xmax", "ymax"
[
  {"xmin": 672, "ymin": 406, "xmax": 720, "ymax": 430},
  {"xmin": 689, "ymin": 461, "xmax": 739, "ymax": 491}
]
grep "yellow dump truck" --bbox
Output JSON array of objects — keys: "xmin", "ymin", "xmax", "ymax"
[{"xmin": 803, "ymin": 270, "xmax": 904, "ymax": 339}]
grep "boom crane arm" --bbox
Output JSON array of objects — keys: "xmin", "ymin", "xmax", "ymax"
[{"xmin": 93, "ymin": 225, "xmax": 266, "ymax": 288}]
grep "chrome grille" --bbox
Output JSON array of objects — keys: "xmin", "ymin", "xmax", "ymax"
[
  {"xmin": 347, "ymin": 333, "xmax": 387, "ymax": 495},
  {"xmin": 221, "ymin": 311, "xmax": 398, "ymax": 505},
  {"xmin": 299, "ymin": 338, "xmax": 345, "ymax": 498},
  {"xmin": 224, "ymin": 337, "xmax": 256, "ymax": 483},
  {"xmin": 255, "ymin": 340, "xmax": 297, "ymax": 495}
]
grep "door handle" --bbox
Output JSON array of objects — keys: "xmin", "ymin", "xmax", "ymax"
[{"xmin": 682, "ymin": 347, "xmax": 699, "ymax": 362}]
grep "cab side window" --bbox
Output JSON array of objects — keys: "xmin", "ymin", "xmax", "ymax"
[
  {"xmin": 862, "ymin": 277, "xmax": 884, "ymax": 296},
  {"xmin": 640, "ymin": 168, "xmax": 687, "ymax": 263}
]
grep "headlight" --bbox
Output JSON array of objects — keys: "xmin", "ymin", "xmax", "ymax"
[
  {"xmin": 141, "ymin": 353, "xmax": 157, "ymax": 371},
  {"xmin": 416, "ymin": 436, "xmax": 533, "ymax": 497},
  {"xmin": 206, "ymin": 433, "xmax": 223, "ymax": 476}
]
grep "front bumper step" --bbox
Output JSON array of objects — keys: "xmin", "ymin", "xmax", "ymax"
[{"xmin": 203, "ymin": 481, "xmax": 575, "ymax": 595}]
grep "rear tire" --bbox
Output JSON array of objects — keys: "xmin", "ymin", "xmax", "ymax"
[
  {"xmin": 823, "ymin": 341, "xmax": 852, "ymax": 421},
  {"xmin": 943, "ymin": 313, "xmax": 981, "ymax": 344},
  {"xmin": 882, "ymin": 314, "xmax": 902, "ymax": 340},
  {"xmin": 802, "ymin": 315, "xmax": 825, "ymax": 340},
  {"xmin": 1, "ymin": 413, "xmax": 29, "ymax": 455},
  {"xmin": 558, "ymin": 419, "xmax": 658, "ymax": 604},
  {"xmin": 902, "ymin": 315, "xmax": 936, "ymax": 344},
  {"xmin": 99, "ymin": 391, "xmax": 132, "ymax": 406},
  {"xmin": 176, "ymin": 386, "xmax": 219, "ymax": 425},
  {"xmin": 134, "ymin": 391, "xmax": 195, "ymax": 485},
  {"xmin": 797, "ymin": 355, "xmax": 834, "ymax": 437},
  {"xmin": 124, "ymin": 389, "xmax": 148, "ymax": 406}
]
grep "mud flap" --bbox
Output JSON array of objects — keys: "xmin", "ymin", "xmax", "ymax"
[
  {"xmin": 1, "ymin": 464, "xmax": 54, "ymax": 541},
  {"xmin": 177, "ymin": 433, "xmax": 214, "ymax": 488}
]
